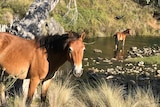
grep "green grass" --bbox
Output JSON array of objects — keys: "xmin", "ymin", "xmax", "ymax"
[
  {"xmin": 125, "ymin": 55, "xmax": 160, "ymax": 64},
  {"xmin": 51, "ymin": 0, "xmax": 160, "ymax": 37},
  {"xmin": 0, "ymin": 0, "xmax": 160, "ymax": 37},
  {"xmin": 0, "ymin": 0, "xmax": 33, "ymax": 24}
]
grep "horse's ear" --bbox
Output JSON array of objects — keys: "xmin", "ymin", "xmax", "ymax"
[{"xmin": 80, "ymin": 31, "xmax": 86, "ymax": 40}]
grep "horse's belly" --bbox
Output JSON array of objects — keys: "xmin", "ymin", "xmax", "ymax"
[
  {"xmin": 0, "ymin": 53, "xmax": 31, "ymax": 79},
  {"xmin": 0, "ymin": 62, "xmax": 29, "ymax": 79},
  {"xmin": 3, "ymin": 67, "xmax": 28, "ymax": 79}
]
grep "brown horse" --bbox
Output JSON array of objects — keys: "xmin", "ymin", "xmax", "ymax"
[
  {"xmin": 0, "ymin": 31, "xmax": 86, "ymax": 106},
  {"xmin": 113, "ymin": 29, "xmax": 132, "ymax": 50}
]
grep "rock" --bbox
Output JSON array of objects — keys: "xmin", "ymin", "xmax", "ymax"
[
  {"xmin": 144, "ymin": 72, "xmax": 150, "ymax": 77},
  {"xmin": 84, "ymin": 62, "xmax": 89, "ymax": 67},
  {"xmin": 116, "ymin": 66, "xmax": 123, "ymax": 71},
  {"xmin": 138, "ymin": 61, "xmax": 144, "ymax": 67},
  {"xmin": 131, "ymin": 47, "xmax": 138, "ymax": 51},
  {"xmin": 96, "ymin": 62, "xmax": 100, "ymax": 64},
  {"xmin": 111, "ymin": 58, "xmax": 117, "ymax": 61},
  {"xmin": 83, "ymin": 58, "xmax": 89, "ymax": 61},
  {"xmin": 133, "ymin": 70, "xmax": 140, "ymax": 74},
  {"xmin": 103, "ymin": 58, "xmax": 110, "ymax": 63},
  {"xmin": 93, "ymin": 49, "xmax": 102, "ymax": 53},
  {"xmin": 99, "ymin": 69, "xmax": 105, "ymax": 72},
  {"xmin": 96, "ymin": 57, "xmax": 103, "ymax": 61},
  {"xmin": 106, "ymin": 75, "xmax": 115, "ymax": 79},
  {"xmin": 136, "ymin": 53, "xmax": 143, "ymax": 58},
  {"xmin": 89, "ymin": 67, "xmax": 99, "ymax": 73},
  {"xmin": 157, "ymin": 70, "xmax": 160, "ymax": 74},
  {"xmin": 107, "ymin": 68, "xmax": 114, "ymax": 73},
  {"xmin": 152, "ymin": 64, "xmax": 157, "ymax": 67},
  {"xmin": 125, "ymin": 63, "xmax": 133, "ymax": 67}
]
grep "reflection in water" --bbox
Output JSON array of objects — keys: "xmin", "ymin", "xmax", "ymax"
[
  {"xmin": 114, "ymin": 49, "xmax": 125, "ymax": 60},
  {"xmin": 85, "ymin": 36, "xmax": 160, "ymax": 60},
  {"xmin": 83, "ymin": 36, "xmax": 160, "ymax": 70}
]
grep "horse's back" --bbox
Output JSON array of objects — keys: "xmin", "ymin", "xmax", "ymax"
[{"xmin": 0, "ymin": 32, "xmax": 36, "ymax": 79}]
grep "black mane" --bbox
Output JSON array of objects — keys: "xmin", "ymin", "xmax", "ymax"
[{"xmin": 39, "ymin": 32, "xmax": 80, "ymax": 53}]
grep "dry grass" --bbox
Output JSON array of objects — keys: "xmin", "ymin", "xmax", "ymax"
[
  {"xmin": 48, "ymin": 77, "xmax": 85, "ymax": 107},
  {"xmin": 46, "ymin": 70, "xmax": 159, "ymax": 107},
  {"xmin": 0, "ymin": 70, "xmax": 159, "ymax": 107},
  {"xmin": 126, "ymin": 87, "xmax": 159, "ymax": 107}
]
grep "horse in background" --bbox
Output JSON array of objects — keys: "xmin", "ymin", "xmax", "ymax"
[
  {"xmin": 0, "ymin": 31, "xmax": 86, "ymax": 106},
  {"xmin": 113, "ymin": 29, "xmax": 132, "ymax": 50}
]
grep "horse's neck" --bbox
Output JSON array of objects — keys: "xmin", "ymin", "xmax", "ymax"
[
  {"xmin": 48, "ymin": 51, "xmax": 68, "ymax": 67},
  {"xmin": 123, "ymin": 30, "xmax": 129, "ymax": 35},
  {"xmin": 46, "ymin": 52, "xmax": 67, "ymax": 78}
]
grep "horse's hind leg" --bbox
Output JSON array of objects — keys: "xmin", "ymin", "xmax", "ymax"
[{"xmin": 26, "ymin": 78, "xmax": 40, "ymax": 106}]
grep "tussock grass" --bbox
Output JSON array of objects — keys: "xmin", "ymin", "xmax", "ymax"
[
  {"xmin": 46, "ymin": 70, "xmax": 159, "ymax": 107},
  {"xmin": 79, "ymin": 82, "xmax": 126, "ymax": 107},
  {"xmin": 0, "ymin": 70, "xmax": 159, "ymax": 107},
  {"xmin": 48, "ymin": 70, "xmax": 86, "ymax": 107},
  {"xmin": 126, "ymin": 87, "xmax": 159, "ymax": 107},
  {"xmin": 8, "ymin": 95, "xmax": 26, "ymax": 107}
]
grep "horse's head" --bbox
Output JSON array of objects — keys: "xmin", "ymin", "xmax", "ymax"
[
  {"xmin": 67, "ymin": 31, "xmax": 86, "ymax": 77},
  {"xmin": 124, "ymin": 29, "xmax": 133, "ymax": 36}
]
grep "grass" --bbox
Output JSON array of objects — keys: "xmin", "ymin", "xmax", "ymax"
[
  {"xmin": 0, "ymin": 0, "xmax": 33, "ymax": 24},
  {"xmin": 125, "ymin": 55, "xmax": 160, "ymax": 64},
  {"xmin": 52, "ymin": 0, "xmax": 160, "ymax": 37},
  {"xmin": 0, "ymin": 0, "xmax": 160, "ymax": 37},
  {"xmin": 1, "ymin": 70, "xmax": 159, "ymax": 107}
]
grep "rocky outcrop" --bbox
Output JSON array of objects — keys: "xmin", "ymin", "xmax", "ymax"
[{"xmin": 6, "ymin": 0, "xmax": 64, "ymax": 39}]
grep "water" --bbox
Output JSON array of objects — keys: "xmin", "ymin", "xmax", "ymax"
[
  {"xmin": 83, "ymin": 36, "xmax": 160, "ymax": 69},
  {"xmin": 84, "ymin": 36, "xmax": 160, "ymax": 59}
]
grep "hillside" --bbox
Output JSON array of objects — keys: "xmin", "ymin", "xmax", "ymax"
[{"xmin": 0, "ymin": 0, "xmax": 160, "ymax": 37}]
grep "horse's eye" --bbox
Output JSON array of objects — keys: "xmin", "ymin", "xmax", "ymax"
[
  {"xmin": 69, "ymin": 47, "xmax": 73, "ymax": 53},
  {"xmin": 83, "ymin": 48, "xmax": 86, "ymax": 52}
]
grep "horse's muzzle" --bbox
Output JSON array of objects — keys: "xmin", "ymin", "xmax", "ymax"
[{"xmin": 72, "ymin": 65, "xmax": 83, "ymax": 77}]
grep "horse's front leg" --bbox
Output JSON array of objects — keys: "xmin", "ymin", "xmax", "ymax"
[
  {"xmin": 41, "ymin": 79, "xmax": 52, "ymax": 106},
  {"xmin": 115, "ymin": 37, "xmax": 119, "ymax": 50},
  {"xmin": 115, "ymin": 41, "xmax": 119, "ymax": 50},
  {"xmin": 122, "ymin": 39, "xmax": 125, "ymax": 47},
  {"xmin": 26, "ymin": 78, "xmax": 40, "ymax": 106}
]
